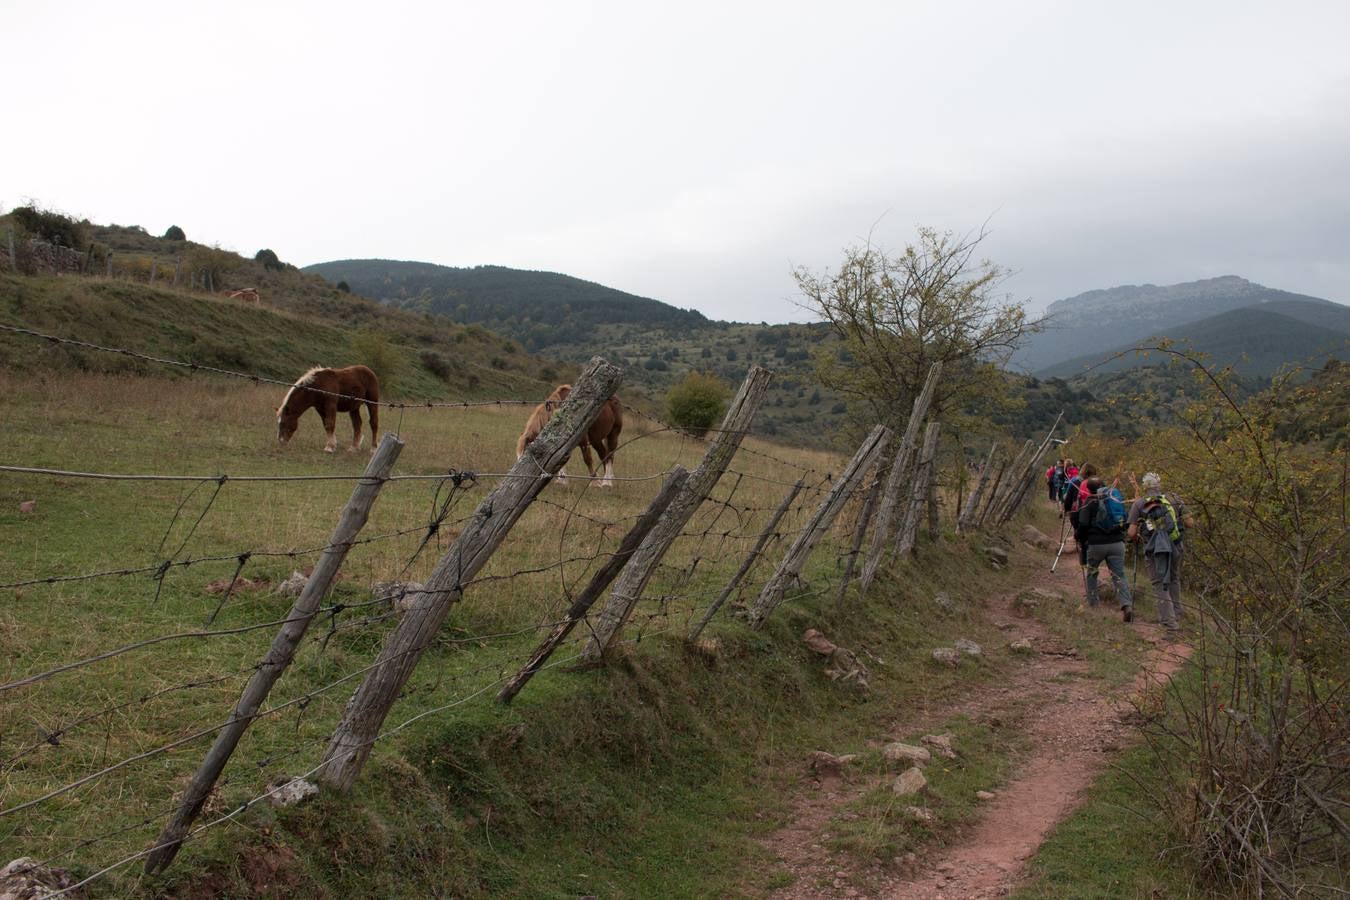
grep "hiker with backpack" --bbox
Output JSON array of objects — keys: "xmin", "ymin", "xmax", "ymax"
[
  {"xmin": 1047, "ymin": 459, "xmax": 1065, "ymax": 503},
  {"xmin": 1074, "ymin": 477, "xmax": 1134, "ymax": 620},
  {"xmin": 1127, "ymin": 472, "xmax": 1196, "ymax": 641},
  {"xmin": 1062, "ymin": 463, "xmax": 1098, "ymax": 569}
]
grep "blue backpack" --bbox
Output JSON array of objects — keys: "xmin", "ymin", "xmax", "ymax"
[{"xmin": 1092, "ymin": 486, "xmax": 1127, "ymax": 531}]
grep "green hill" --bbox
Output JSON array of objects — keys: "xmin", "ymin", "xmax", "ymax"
[{"xmin": 304, "ymin": 259, "xmax": 709, "ymax": 351}]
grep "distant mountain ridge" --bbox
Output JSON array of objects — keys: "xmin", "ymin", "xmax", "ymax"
[
  {"xmin": 305, "ymin": 259, "xmax": 708, "ymax": 352},
  {"xmin": 1019, "ymin": 275, "xmax": 1343, "ymax": 373},
  {"xmin": 1041, "ymin": 301, "xmax": 1350, "ymax": 379}
]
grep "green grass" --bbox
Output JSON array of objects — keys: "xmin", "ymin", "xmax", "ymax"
[{"xmin": 0, "ymin": 361, "xmax": 1036, "ymax": 896}]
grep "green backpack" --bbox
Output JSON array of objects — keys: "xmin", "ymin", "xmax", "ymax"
[{"xmin": 1141, "ymin": 493, "xmax": 1182, "ymax": 542}]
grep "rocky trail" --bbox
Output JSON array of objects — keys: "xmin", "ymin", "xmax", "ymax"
[{"xmin": 765, "ymin": 529, "xmax": 1192, "ymax": 899}]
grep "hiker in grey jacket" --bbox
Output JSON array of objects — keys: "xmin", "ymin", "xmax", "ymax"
[
  {"xmin": 1127, "ymin": 472, "xmax": 1196, "ymax": 641},
  {"xmin": 1075, "ymin": 477, "xmax": 1133, "ymax": 620}
]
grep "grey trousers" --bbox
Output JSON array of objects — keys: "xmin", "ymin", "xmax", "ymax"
[
  {"xmin": 1145, "ymin": 545, "xmax": 1184, "ymax": 631},
  {"xmin": 1086, "ymin": 542, "xmax": 1132, "ymax": 609}
]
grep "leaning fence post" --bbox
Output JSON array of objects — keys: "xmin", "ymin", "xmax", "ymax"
[
  {"xmin": 896, "ymin": 421, "xmax": 941, "ymax": 557},
  {"xmin": 836, "ymin": 468, "xmax": 883, "ymax": 607},
  {"xmin": 747, "ymin": 424, "xmax": 892, "ymax": 629},
  {"xmin": 498, "ymin": 466, "xmax": 689, "ymax": 704},
  {"xmin": 958, "ymin": 443, "xmax": 998, "ymax": 532},
  {"xmin": 975, "ymin": 455, "xmax": 1009, "ymax": 529},
  {"xmin": 144, "ymin": 433, "xmax": 405, "ymax": 874},
  {"xmin": 859, "ymin": 362, "xmax": 941, "ymax": 595},
  {"xmin": 580, "ymin": 366, "xmax": 772, "ymax": 661},
  {"xmin": 996, "ymin": 413, "xmax": 1063, "ymax": 525},
  {"xmin": 986, "ymin": 439, "xmax": 1034, "ymax": 525},
  {"xmin": 318, "ymin": 357, "xmax": 623, "ymax": 791},
  {"xmin": 689, "ymin": 476, "xmax": 804, "ymax": 641}
]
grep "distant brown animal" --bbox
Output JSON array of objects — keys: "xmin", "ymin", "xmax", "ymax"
[
  {"xmin": 226, "ymin": 288, "xmax": 261, "ymax": 305},
  {"xmin": 277, "ymin": 365, "xmax": 380, "ymax": 453},
  {"xmin": 516, "ymin": 384, "xmax": 623, "ymax": 487}
]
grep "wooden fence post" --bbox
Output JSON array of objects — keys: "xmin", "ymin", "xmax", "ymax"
[
  {"xmin": 497, "ymin": 466, "xmax": 689, "ymax": 704},
  {"xmin": 747, "ymin": 424, "xmax": 892, "ymax": 629},
  {"xmin": 896, "ymin": 421, "xmax": 941, "ymax": 557},
  {"xmin": 6, "ymin": 228, "xmax": 14, "ymax": 272},
  {"xmin": 995, "ymin": 413, "xmax": 1063, "ymax": 525},
  {"xmin": 859, "ymin": 362, "xmax": 942, "ymax": 595},
  {"xmin": 149, "ymin": 259, "xmax": 158, "ymax": 284},
  {"xmin": 926, "ymin": 455, "xmax": 941, "ymax": 542},
  {"xmin": 836, "ymin": 469, "xmax": 883, "ymax": 607},
  {"xmin": 318, "ymin": 358, "xmax": 622, "ymax": 791},
  {"xmin": 106, "ymin": 250, "xmax": 113, "ymax": 278},
  {"xmin": 144, "ymin": 433, "xmax": 405, "ymax": 874},
  {"xmin": 580, "ymin": 366, "xmax": 772, "ymax": 661},
  {"xmin": 957, "ymin": 443, "xmax": 998, "ymax": 532},
  {"xmin": 689, "ymin": 476, "xmax": 804, "ymax": 641},
  {"xmin": 975, "ymin": 455, "xmax": 1009, "ymax": 529},
  {"xmin": 173, "ymin": 255, "xmax": 182, "ymax": 286},
  {"xmin": 985, "ymin": 439, "xmax": 1034, "ymax": 526}
]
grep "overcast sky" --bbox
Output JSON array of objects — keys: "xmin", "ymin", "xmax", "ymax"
[{"xmin": 6, "ymin": 0, "xmax": 1348, "ymax": 322}]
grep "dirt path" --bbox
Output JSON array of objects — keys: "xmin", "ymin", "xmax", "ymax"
[{"xmin": 765, "ymin": 537, "xmax": 1192, "ymax": 899}]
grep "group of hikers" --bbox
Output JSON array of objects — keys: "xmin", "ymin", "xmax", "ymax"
[{"xmin": 1045, "ymin": 458, "xmax": 1196, "ymax": 642}]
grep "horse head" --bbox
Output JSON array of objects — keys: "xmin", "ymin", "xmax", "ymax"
[{"xmin": 276, "ymin": 401, "xmax": 300, "ymax": 444}]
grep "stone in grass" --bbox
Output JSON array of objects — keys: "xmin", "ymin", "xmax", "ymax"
[
  {"xmin": 883, "ymin": 742, "xmax": 932, "ymax": 767},
  {"xmin": 933, "ymin": 591, "xmax": 961, "ymax": 615},
  {"xmin": 277, "ymin": 570, "xmax": 308, "ymax": 598},
  {"xmin": 266, "ymin": 776, "xmax": 319, "ymax": 808},
  {"xmin": 931, "ymin": 647, "xmax": 961, "ymax": 667},
  {"xmin": 921, "ymin": 732, "xmax": 958, "ymax": 759},
  {"xmin": 954, "ymin": 638, "xmax": 983, "ymax": 656},
  {"xmin": 976, "ymin": 790, "xmax": 997, "ymax": 801},
  {"xmin": 372, "ymin": 580, "xmax": 424, "ymax": 612},
  {"xmin": 892, "ymin": 766, "xmax": 927, "ymax": 796},
  {"xmin": 984, "ymin": 546, "xmax": 1010, "ymax": 567},
  {"xmin": 1012, "ymin": 591, "xmax": 1041, "ymax": 617},
  {"xmin": 1009, "ymin": 638, "xmax": 1034, "ymax": 653},
  {"xmin": 1021, "ymin": 524, "xmax": 1056, "ymax": 550},
  {"xmin": 905, "ymin": 806, "xmax": 935, "ymax": 823},
  {"xmin": 809, "ymin": 750, "xmax": 859, "ymax": 778},
  {"xmin": 1, "ymin": 857, "xmax": 77, "ymax": 897}
]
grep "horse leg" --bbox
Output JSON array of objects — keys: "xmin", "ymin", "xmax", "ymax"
[
  {"xmin": 321, "ymin": 406, "xmax": 338, "ymax": 453},
  {"xmin": 602, "ymin": 434, "xmax": 619, "ymax": 488},
  {"xmin": 579, "ymin": 441, "xmax": 598, "ymax": 482},
  {"xmin": 367, "ymin": 398, "xmax": 379, "ymax": 454},
  {"xmin": 348, "ymin": 409, "xmax": 363, "ymax": 451}
]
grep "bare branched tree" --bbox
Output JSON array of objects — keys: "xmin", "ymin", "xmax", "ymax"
[{"xmin": 795, "ymin": 227, "xmax": 1041, "ymax": 434}]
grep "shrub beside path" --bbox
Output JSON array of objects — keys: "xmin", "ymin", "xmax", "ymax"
[{"xmin": 765, "ymin": 533, "xmax": 1192, "ymax": 899}]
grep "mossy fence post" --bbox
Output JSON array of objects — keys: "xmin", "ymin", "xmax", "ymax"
[
  {"xmin": 144, "ymin": 433, "xmax": 406, "ymax": 874},
  {"xmin": 497, "ymin": 465, "xmax": 690, "ymax": 705},
  {"xmin": 958, "ymin": 443, "xmax": 998, "ymax": 532},
  {"xmin": 747, "ymin": 423, "xmax": 892, "ymax": 629},
  {"xmin": 836, "ymin": 465, "xmax": 883, "ymax": 607},
  {"xmin": 896, "ymin": 420, "xmax": 941, "ymax": 556},
  {"xmin": 996, "ymin": 413, "xmax": 1063, "ymax": 525},
  {"xmin": 689, "ymin": 475, "xmax": 805, "ymax": 641},
  {"xmin": 318, "ymin": 358, "xmax": 623, "ymax": 790},
  {"xmin": 580, "ymin": 366, "xmax": 772, "ymax": 661},
  {"xmin": 859, "ymin": 361, "xmax": 942, "ymax": 596}
]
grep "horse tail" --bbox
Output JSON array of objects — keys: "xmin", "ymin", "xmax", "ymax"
[{"xmin": 366, "ymin": 368, "xmax": 380, "ymax": 439}]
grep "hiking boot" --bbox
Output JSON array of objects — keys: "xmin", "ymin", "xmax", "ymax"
[{"xmin": 1122, "ymin": 606, "xmax": 1133, "ymax": 623}]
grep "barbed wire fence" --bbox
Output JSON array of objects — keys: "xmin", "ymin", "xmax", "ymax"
[{"xmin": 0, "ymin": 326, "xmax": 1056, "ymax": 894}]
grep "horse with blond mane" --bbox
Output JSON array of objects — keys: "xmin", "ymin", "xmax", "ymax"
[
  {"xmin": 516, "ymin": 384, "xmax": 623, "ymax": 486},
  {"xmin": 277, "ymin": 365, "xmax": 380, "ymax": 453}
]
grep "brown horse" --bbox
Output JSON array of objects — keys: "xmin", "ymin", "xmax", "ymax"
[
  {"xmin": 516, "ymin": 384, "xmax": 623, "ymax": 486},
  {"xmin": 277, "ymin": 365, "xmax": 380, "ymax": 453}
]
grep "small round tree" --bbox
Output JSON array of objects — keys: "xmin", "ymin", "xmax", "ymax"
[
  {"xmin": 163, "ymin": 225, "xmax": 186, "ymax": 241},
  {"xmin": 254, "ymin": 248, "xmax": 283, "ymax": 270},
  {"xmin": 666, "ymin": 373, "xmax": 730, "ymax": 436}
]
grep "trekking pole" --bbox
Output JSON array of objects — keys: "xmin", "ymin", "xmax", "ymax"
[{"xmin": 1050, "ymin": 514, "xmax": 1068, "ymax": 573}]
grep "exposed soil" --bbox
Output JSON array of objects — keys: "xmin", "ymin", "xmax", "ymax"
[{"xmin": 765, "ymin": 534, "xmax": 1192, "ymax": 899}]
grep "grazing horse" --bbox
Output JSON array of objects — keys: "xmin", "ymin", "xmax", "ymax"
[
  {"xmin": 516, "ymin": 384, "xmax": 623, "ymax": 487},
  {"xmin": 277, "ymin": 365, "xmax": 380, "ymax": 453},
  {"xmin": 226, "ymin": 288, "xmax": 261, "ymax": 305}
]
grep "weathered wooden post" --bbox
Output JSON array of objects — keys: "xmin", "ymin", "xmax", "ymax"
[
  {"xmin": 318, "ymin": 358, "xmax": 622, "ymax": 790},
  {"xmin": 858, "ymin": 362, "xmax": 941, "ymax": 596},
  {"xmin": 985, "ymin": 439, "xmax": 1034, "ymax": 526},
  {"xmin": 106, "ymin": 249, "xmax": 113, "ymax": 278},
  {"xmin": 995, "ymin": 413, "xmax": 1063, "ymax": 525},
  {"xmin": 896, "ymin": 421, "xmax": 941, "ymax": 556},
  {"xmin": 580, "ymin": 367, "xmax": 772, "ymax": 661},
  {"xmin": 688, "ymin": 476, "xmax": 804, "ymax": 641},
  {"xmin": 747, "ymin": 424, "xmax": 891, "ymax": 629},
  {"xmin": 144, "ymin": 433, "xmax": 405, "ymax": 873},
  {"xmin": 926, "ymin": 454, "xmax": 941, "ymax": 542},
  {"xmin": 975, "ymin": 455, "xmax": 1009, "ymax": 529},
  {"xmin": 173, "ymin": 254, "xmax": 182, "ymax": 286},
  {"xmin": 836, "ymin": 469, "xmax": 883, "ymax": 607},
  {"xmin": 957, "ymin": 443, "xmax": 998, "ymax": 532},
  {"xmin": 5, "ymin": 228, "xmax": 14, "ymax": 272},
  {"xmin": 498, "ymin": 467, "xmax": 689, "ymax": 704}
]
